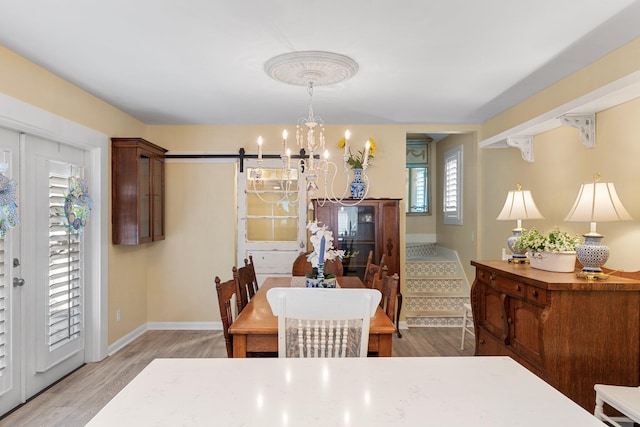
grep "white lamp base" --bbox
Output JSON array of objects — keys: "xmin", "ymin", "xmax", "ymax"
[
  {"xmin": 507, "ymin": 229, "xmax": 529, "ymax": 264},
  {"xmin": 575, "ymin": 233, "xmax": 610, "ymax": 280}
]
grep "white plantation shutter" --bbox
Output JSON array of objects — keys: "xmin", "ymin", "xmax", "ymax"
[
  {"xmin": 48, "ymin": 173, "xmax": 82, "ymax": 350},
  {"xmin": 37, "ymin": 164, "xmax": 84, "ymax": 373},
  {"xmin": 443, "ymin": 146, "xmax": 463, "ymax": 225},
  {"xmin": 0, "ymin": 238, "xmax": 9, "ymax": 392}
]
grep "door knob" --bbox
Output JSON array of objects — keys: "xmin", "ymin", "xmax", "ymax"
[{"xmin": 13, "ymin": 277, "xmax": 25, "ymax": 287}]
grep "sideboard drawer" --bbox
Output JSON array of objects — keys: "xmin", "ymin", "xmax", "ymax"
[
  {"xmin": 526, "ymin": 285, "xmax": 548, "ymax": 305},
  {"xmin": 493, "ymin": 275, "xmax": 526, "ymax": 298}
]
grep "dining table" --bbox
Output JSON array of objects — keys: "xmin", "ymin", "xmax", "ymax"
[
  {"xmin": 85, "ymin": 356, "xmax": 605, "ymax": 426},
  {"xmin": 229, "ymin": 276, "xmax": 397, "ymax": 357}
]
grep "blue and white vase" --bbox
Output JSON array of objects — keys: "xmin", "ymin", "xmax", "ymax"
[{"xmin": 350, "ymin": 168, "xmax": 365, "ymax": 199}]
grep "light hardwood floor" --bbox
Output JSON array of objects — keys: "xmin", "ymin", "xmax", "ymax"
[{"xmin": 0, "ymin": 328, "xmax": 475, "ymax": 427}]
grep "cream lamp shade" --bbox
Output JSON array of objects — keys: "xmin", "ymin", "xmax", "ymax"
[
  {"xmin": 497, "ymin": 189, "xmax": 545, "ymax": 223},
  {"xmin": 497, "ymin": 185, "xmax": 544, "ymax": 261},
  {"xmin": 564, "ymin": 182, "xmax": 632, "ymax": 227},
  {"xmin": 564, "ymin": 178, "xmax": 632, "ymax": 276}
]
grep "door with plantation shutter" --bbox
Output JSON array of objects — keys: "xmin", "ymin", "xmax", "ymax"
[
  {"xmin": 0, "ymin": 127, "xmax": 21, "ymax": 415},
  {"xmin": 23, "ymin": 135, "xmax": 86, "ymax": 398}
]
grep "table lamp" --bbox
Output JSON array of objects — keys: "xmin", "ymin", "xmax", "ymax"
[
  {"xmin": 564, "ymin": 173, "xmax": 632, "ymax": 279},
  {"xmin": 497, "ymin": 184, "xmax": 544, "ymax": 263}
]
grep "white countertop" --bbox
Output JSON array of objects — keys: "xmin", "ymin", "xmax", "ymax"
[{"xmin": 86, "ymin": 356, "xmax": 603, "ymax": 426}]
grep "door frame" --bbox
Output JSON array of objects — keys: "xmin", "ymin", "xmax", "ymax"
[{"xmin": 0, "ymin": 93, "xmax": 109, "ymax": 362}]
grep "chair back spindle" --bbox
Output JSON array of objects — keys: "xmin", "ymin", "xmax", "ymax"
[{"xmin": 268, "ymin": 288, "xmax": 380, "ymax": 358}]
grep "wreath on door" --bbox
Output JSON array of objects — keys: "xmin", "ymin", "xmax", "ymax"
[
  {"xmin": 0, "ymin": 163, "xmax": 19, "ymax": 238},
  {"xmin": 64, "ymin": 176, "xmax": 93, "ymax": 234}
]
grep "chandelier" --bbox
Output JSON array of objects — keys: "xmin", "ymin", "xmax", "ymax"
[{"xmin": 252, "ymin": 51, "xmax": 370, "ymax": 210}]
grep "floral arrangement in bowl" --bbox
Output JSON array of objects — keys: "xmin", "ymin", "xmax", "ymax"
[
  {"xmin": 337, "ymin": 137, "xmax": 376, "ymax": 169},
  {"xmin": 513, "ymin": 227, "xmax": 582, "ymax": 254}
]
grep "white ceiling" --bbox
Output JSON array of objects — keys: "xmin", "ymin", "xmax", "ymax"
[{"xmin": 1, "ymin": 0, "xmax": 640, "ymax": 126}]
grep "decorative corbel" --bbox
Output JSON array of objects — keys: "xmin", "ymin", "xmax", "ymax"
[
  {"xmin": 558, "ymin": 113, "xmax": 595, "ymax": 148},
  {"xmin": 506, "ymin": 136, "xmax": 534, "ymax": 163}
]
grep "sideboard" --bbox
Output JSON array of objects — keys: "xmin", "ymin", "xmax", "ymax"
[{"xmin": 470, "ymin": 260, "xmax": 640, "ymax": 411}]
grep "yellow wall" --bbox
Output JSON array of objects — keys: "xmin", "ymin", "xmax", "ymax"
[
  {"xmin": 0, "ymin": 46, "xmax": 151, "ymax": 344},
  {"xmin": 480, "ymin": 98, "xmax": 640, "ymax": 271},
  {"xmin": 142, "ymin": 124, "xmax": 470, "ymax": 322},
  {"xmin": 435, "ymin": 133, "xmax": 479, "ymax": 281},
  {"xmin": 482, "ymin": 37, "xmax": 640, "ymax": 141},
  {"xmin": 4, "ymin": 32, "xmax": 640, "ymax": 346}
]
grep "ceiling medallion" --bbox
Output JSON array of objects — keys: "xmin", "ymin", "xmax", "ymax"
[
  {"xmin": 264, "ymin": 51, "xmax": 359, "ymax": 87},
  {"xmin": 254, "ymin": 51, "xmax": 370, "ymax": 210}
]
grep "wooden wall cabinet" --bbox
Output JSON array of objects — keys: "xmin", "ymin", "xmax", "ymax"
[
  {"xmin": 471, "ymin": 260, "xmax": 640, "ymax": 411},
  {"xmin": 312, "ymin": 199, "xmax": 400, "ymax": 280},
  {"xmin": 112, "ymin": 137, "xmax": 168, "ymax": 245}
]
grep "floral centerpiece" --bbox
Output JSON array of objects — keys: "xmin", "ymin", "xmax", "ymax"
[
  {"xmin": 306, "ymin": 220, "xmax": 345, "ymax": 287},
  {"xmin": 514, "ymin": 227, "xmax": 582, "ymax": 272},
  {"xmin": 337, "ymin": 137, "xmax": 377, "ymax": 198}
]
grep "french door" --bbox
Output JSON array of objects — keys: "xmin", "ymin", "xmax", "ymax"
[
  {"xmin": 238, "ymin": 159, "xmax": 307, "ymax": 282},
  {"xmin": 0, "ymin": 127, "xmax": 21, "ymax": 415},
  {"xmin": 0, "ymin": 129, "xmax": 88, "ymax": 414}
]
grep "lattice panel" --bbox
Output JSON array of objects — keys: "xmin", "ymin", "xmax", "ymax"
[
  {"xmin": 406, "ymin": 277, "xmax": 465, "ymax": 293},
  {"xmin": 405, "ymin": 296, "xmax": 467, "ymax": 312},
  {"xmin": 406, "ymin": 261, "xmax": 457, "ymax": 277},
  {"xmin": 406, "ymin": 244, "xmax": 437, "ymax": 259},
  {"xmin": 406, "ymin": 316, "xmax": 463, "ymax": 327}
]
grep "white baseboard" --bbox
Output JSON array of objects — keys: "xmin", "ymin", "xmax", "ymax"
[
  {"xmin": 147, "ymin": 321, "xmax": 222, "ymax": 331},
  {"xmin": 107, "ymin": 322, "xmax": 223, "ymax": 356},
  {"xmin": 107, "ymin": 324, "xmax": 149, "ymax": 356}
]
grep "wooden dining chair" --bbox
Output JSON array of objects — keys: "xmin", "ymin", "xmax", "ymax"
[
  {"xmin": 232, "ymin": 256, "xmax": 260, "ymax": 313},
  {"xmin": 291, "ymin": 252, "xmax": 344, "ymax": 277},
  {"xmin": 215, "ymin": 276, "xmax": 238, "ymax": 358},
  {"xmin": 372, "ymin": 266, "xmax": 400, "ymax": 332},
  {"xmin": 363, "ymin": 250, "xmax": 386, "ymax": 288},
  {"xmin": 243, "ymin": 255, "xmax": 259, "ymax": 292},
  {"xmin": 231, "ymin": 266, "xmax": 249, "ymax": 314},
  {"xmin": 266, "ymin": 288, "xmax": 381, "ymax": 358}
]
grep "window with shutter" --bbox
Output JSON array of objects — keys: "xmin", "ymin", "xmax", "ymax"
[{"xmin": 443, "ymin": 146, "xmax": 463, "ymax": 225}]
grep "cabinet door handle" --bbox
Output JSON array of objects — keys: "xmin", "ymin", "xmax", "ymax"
[
  {"xmin": 532, "ymin": 289, "xmax": 538, "ymax": 297},
  {"xmin": 515, "ymin": 284, "xmax": 521, "ymax": 292},
  {"xmin": 507, "ymin": 317, "xmax": 513, "ymax": 324},
  {"xmin": 479, "ymin": 338, "xmax": 485, "ymax": 344}
]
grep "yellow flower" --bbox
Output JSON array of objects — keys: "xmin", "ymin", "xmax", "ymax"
[
  {"xmin": 337, "ymin": 136, "xmax": 378, "ymax": 169},
  {"xmin": 367, "ymin": 138, "xmax": 376, "ymax": 155}
]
